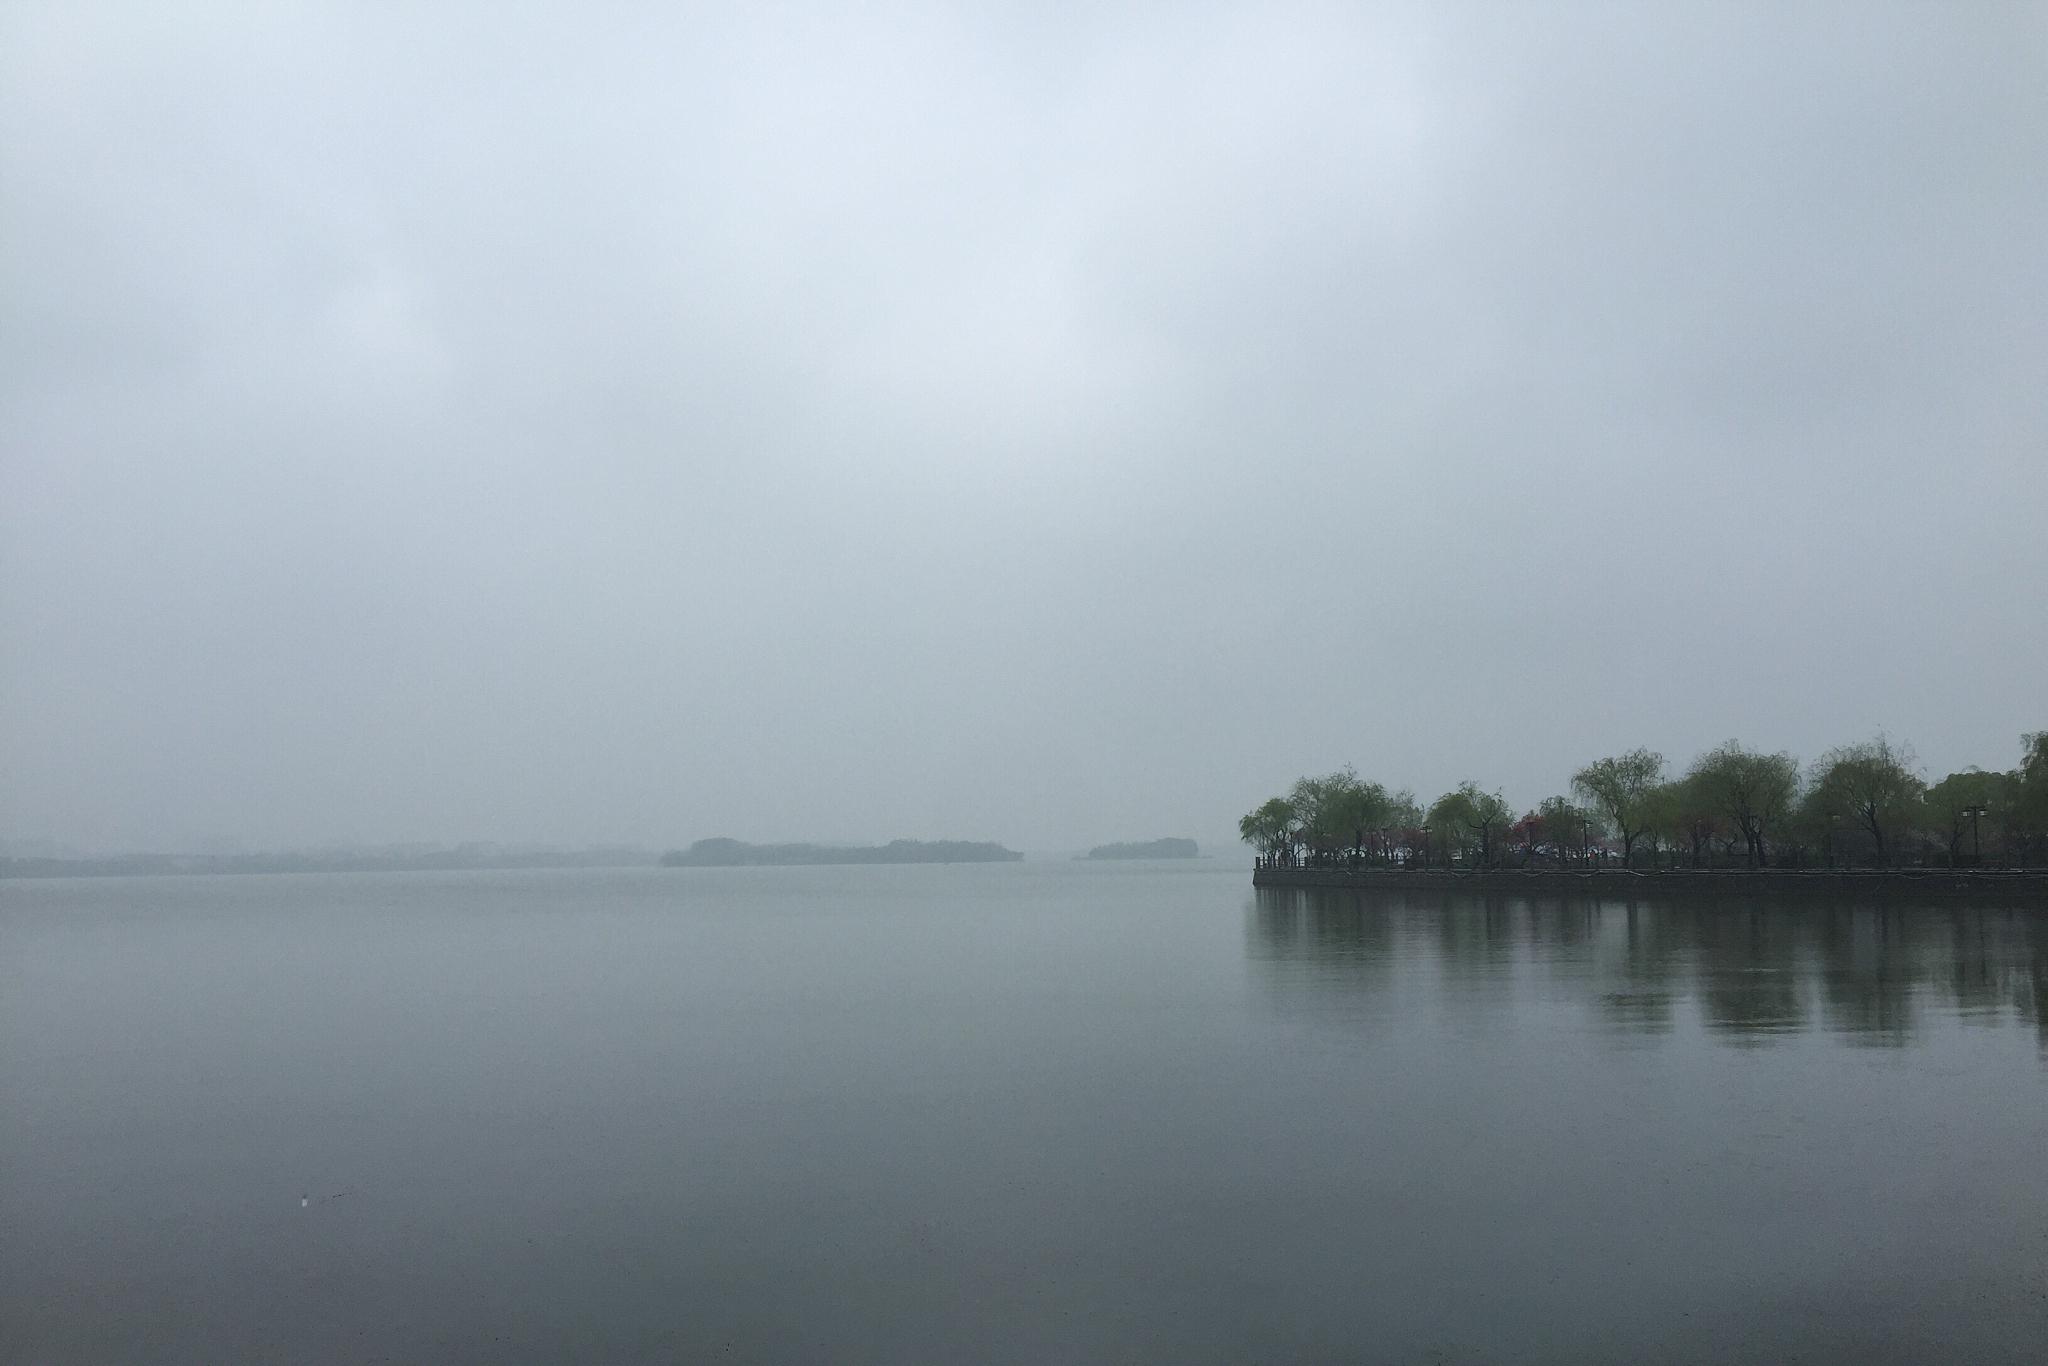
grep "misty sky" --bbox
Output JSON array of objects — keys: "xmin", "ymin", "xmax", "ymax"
[{"xmin": 3, "ymin": 2, "xmax": 2044, "ymax": 854}]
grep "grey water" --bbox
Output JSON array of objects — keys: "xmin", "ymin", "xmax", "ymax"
[{"xmin": 3, "ymin": 863, "xmax": 2045, "ymax": 1364}]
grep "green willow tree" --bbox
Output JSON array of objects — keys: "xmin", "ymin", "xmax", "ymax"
[
  {"xmin": 1572, "ymin": 748, "xmax": 1666, "ymax": 868},
  {"xmin": 1383, "ymin": 789, "xmax": 1422, "ymax": 864},
  {"xmin": 1638, "ymin": 781, "xmax": 1685, "ymax": 867},
  {"xmin": 2017, "ymin": 732, "xmax": 2048, "ymax": 864},
  {"xmin": 1428, "ymin": 782, "xmax": 1513, "ymax": 867},
  {"xmin": 1786, "ymin": 784, "xmax": 1835, "ymax": 866},
  {"xmin": 1331, "ymin": 775, "xmax": 1392, "ymax": 860},
  {"xmin": 1669, "ymin": 774, "xmax": 1726, "ymax": 867},
  {"xmin": 1535, "ymin": 794, "xmax": 1598, "ymax": 865},
  {"xmin": 1243, "ymin": 731, "xmax": 2042, "ymax": 871},
  {"xmin": 1288, "ymin": 770, "xmax": 1361, "ymax": 860},
  {"xmin": 1237, "ymin": 797, "xmax": 1296, "ymax": 861},
  {"xmin": 1240, "ymin": 775, "xmax": 1416, "ymax": 865},
  {"xmin": 1920, "ymin": 769, "xmax": 2008, "ymax": 864},
  {"xmin": 1686, "ymin": 741, "xmax": 1800, "ymax": 867},
  {"xmin": 1809, "ymin": 737, "xmax": 1923, "ymax": 867}
]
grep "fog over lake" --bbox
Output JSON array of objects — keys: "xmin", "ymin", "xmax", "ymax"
[
  {"xmin": 5, "ymin": 6, "xmax": 2046, "ymax": 1361},
  {"xmin": 3, "ymin": 2, "xmax": 2044, "ymax": 855},
  {"xmin": 4, "ymin": 864, "xmax": 2045, "ymax": 1364}
]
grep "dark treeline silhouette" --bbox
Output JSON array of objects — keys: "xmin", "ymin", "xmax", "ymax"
[{"xmin": 1242, "ymin": 732, "xmax": 2048, "ymax": 871}]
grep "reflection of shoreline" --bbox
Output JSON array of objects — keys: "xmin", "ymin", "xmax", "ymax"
[
  {"xmin": 1248, "ymin": 888, "xmax": 2048, "ymax": 1048},
  {"xmin": 1251, "ymin": 866, "xmax": 2048, "ymax": 906}
]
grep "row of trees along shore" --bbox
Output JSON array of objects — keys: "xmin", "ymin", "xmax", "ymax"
[{"xmin": 1241, "ymin": 732, "xmax": 2048, "ymax": 871}]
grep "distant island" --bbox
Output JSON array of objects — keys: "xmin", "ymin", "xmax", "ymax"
[
  {"xmin": 661, "ymin": 838, "xmax": 1023, "ymax": 867},
  {"xmin": 0, "ymin": 843, "xmax": 658, "ymax": 879},
  {"xmin": 1081, "ymin": 838, "xmax": 1199, "ymax": 860}
]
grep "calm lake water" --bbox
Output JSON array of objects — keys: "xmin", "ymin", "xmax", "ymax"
[{"xmin": 4, "ymin": 862, "xmax": 2045, "ymax": 1364}]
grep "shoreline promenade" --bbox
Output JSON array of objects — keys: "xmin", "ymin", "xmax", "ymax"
[{"xmin": 1252, "ymin": 864, "xmax": 2048, "ymax": 905}]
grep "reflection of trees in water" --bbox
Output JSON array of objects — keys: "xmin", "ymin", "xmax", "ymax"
[
  {"xmin": 2029, "ymin": 925, "xmax": 2047, "ymax": 1050},
  {"xmin": 1690, "ymin": 908, "xmax": 1811, "ymax": 1040},
  {"xmin": 1939, "ymin": 908, "xmax": 2048, "ymax": 1051},
  {"xmin": 1247, "ymin": 888, "xmax": 1396, "ymax": 962},
  {"xmin": 1595, "ymin": 904, "xmax": 1679, "ymax": 1034},
  {"xmin": 1809, "ymin": 910, "xmax": 1918, "ymax": 1046},
  {"xmin": 1244, "ymin": 888, "xmax": 1400, "ymax": 996},
  {"xmin": 1247, "ymin": 891, "xmax": 2048, "ymax": 1049},
  {"xmin": 1430, "ymin": 893, "xmax": 1519, "ymax": 992}
]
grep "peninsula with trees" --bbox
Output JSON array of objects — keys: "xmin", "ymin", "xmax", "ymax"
[
  {"xmin": 1242, "ymin": 731, "xmax": 2048, "ymax": 901},
  {"xmin": 661, "ymin": 838, "xmax": 1023, "ymax": 867},
  {"xmin": 1082, "ymin": 838, "xmax": 1199, "ymax": 860}
]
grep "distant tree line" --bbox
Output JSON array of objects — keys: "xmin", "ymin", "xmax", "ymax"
[
  {"xmin": 662, "ymin": 838, "xmax": 1023, "ymax": 866},
  {"xmin": 1241, "ymin": 732, "xmax": 2048, "ymax": 871},
  {"xmin": 0, "ymin": 844, "xmax": 656, "ymax": 880},
  {"xmin": 1082, "ymin": 839, "xmax": 1199, "ymax": 860}
]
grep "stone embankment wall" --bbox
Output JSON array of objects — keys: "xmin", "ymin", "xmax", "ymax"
[{"xmin": 1250, "ymin": 866, "xmax": 2048, "ymax": 905}]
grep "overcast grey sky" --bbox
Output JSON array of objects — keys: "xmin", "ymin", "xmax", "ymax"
[{"xmin": 3, "ymin": 1, "xmax": 2043, "ymax": 854}]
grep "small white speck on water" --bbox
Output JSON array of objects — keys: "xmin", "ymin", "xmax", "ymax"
[{"xmin": 301, "ymin": 1195, "xmax": 308, "ymax": 1208}]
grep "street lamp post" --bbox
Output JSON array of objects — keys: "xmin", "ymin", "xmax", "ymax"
[
  {"xmin": 1961, "ymin": 803, "xmax": 1988, "ymax": 867},
  {"xmin": 1421, "ymin": 825, "xmax": 1432, "ymax": 870}
]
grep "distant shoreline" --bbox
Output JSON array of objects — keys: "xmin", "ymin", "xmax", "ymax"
[
  {"xmin": 1080, "ymin": 838, "xmax": 1199, "ymax": 861},
  {"xmin": 1253, "ymin": 865, "xmax": 2048, "ymax": 905},
  {"xmin": 0, "ymin": 849, "xmax": 656, "ymax": 880},
  {"xmin": 661, "ymin": 838, "xmax": 1023, "ymax": 867}
]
